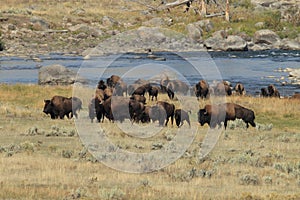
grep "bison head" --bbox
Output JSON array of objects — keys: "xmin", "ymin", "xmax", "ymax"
[
  {"xmin": 198, "ymin": 109, "xmax": 210, "ymax": 126},
  {"xmin": 43, "ymin": 100, "xmax": 56, "ymax": 119}
]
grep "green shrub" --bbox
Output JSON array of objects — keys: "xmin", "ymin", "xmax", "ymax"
[{"xmin": 263, "ymin": 11, "xmax": 283, "ymax": 31}]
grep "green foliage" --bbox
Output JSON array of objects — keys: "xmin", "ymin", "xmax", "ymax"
[
  {"xmin": 263, "ymin": 11, "xmax": 283, "ymax": 31},
  {"xmin": 231, "ymin": 0, "xmax": 254, "ymax": 10}
]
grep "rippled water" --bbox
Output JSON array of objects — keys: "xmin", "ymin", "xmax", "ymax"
[{"xmin": 0, "ymin": 50, "xmax": 299, "ymax": 96}]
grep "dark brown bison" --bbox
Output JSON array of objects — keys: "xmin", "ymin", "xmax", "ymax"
[
  {"xmin": 194, "ymin": 80, "xmax": 209, "ymax": 100},
  {"xmin": 157, "ymin": 101, "xmax": 175, "ymax": 126},
  {"xmin": 128, "ymin": 83, "xmax": 150, "ymax": 96},
  {"xmin": 88, "ymin": 98, "xmax": 96, "ymax": 122},
  {"xmin": 148, "ymin": 85, "xmax": 159, "ymax": 101},
  {"xmin": 234, "ymin": 83, "xmax": 246, "ymax": 95},
  {"xmin": 95, "ymin": 88, "xmax": 105, "ymax": 103},
  {"xmin": 114, "ymin": 81, "xmax": 127, "ymax": 96},
  {"xmin": 97, "ymin": 80, "xmax": 107, "ymax": 90},
  {"xmin": 214, "ymin": 81, "xmax": 232, "ymax": 96},
  {"xmin": 147, "ymin": 104, "xmax": 166, "ymax": 126},
  {"xmin": 140, "ymin": 106, "xmax": 151, "ymax": 123},
  {"xmin": 174, "ymin": 109, "xmax": 191, "ymax": 128},
  {"xmin": 261, "ymin": 88, "xmax": 269, "ymax": 97},
  {"xmin": 43, "ymin": 96, "xmax": 82, "ymax": 119},
  {"xmin": 268, "ymin": 84, "xmax": 280, "ymax": 98},
  {"xmin": 88, "ymin": 97, "xmax": 104, "ymax": 123},
  {"xmin": 102, "ymin": 97, "xmax": 131, "ymax": 123},
  {"xmin": 166, "ymin": 80, "xmax": 189, "ymax": 95},
  {"xmin": 198, "ymin": 103, "xmax": 255, "ymax": 129},
  {"xmin": 106, "ymin": 75, "xmax": 121, "ymax": 88},
  {"xmin": 261, "ymin": 85, "xmax": 280, "ymax": 98},
  {"xmin": 130, "ymin": 94, "xmax": 146, "ymax": 104},
  {"xmin": 129, "ymin": 99, "xmax": 145, "ymax": 123},
  {"xmin": 103, "ymin": 88, "xmax": 113, "ymax": 100}
]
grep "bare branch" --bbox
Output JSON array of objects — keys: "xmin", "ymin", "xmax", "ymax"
[{"xmin": 157, "ymin": 0, "xmax": 194, "ymax": 11}]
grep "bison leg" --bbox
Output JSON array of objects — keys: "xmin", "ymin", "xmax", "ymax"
[
  {"xmin": 186, "ymin": 118, "xmax": 191, "ymax": 128},
  {"xmin": 224, "ymin": 120, "xmax": 228, "ymax": 130}
]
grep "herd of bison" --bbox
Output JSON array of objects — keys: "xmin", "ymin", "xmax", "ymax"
[{"xmin": 43, "ymin": 75, "xmax": 300, "ymax": 130}]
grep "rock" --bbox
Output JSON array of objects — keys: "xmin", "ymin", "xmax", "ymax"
[
  {"xmin": 30, "ymin": 16, "xmax": 49, "ymax": 30},
  {"xmin": 186, "ymin": 23, "xmax": 202, "ymax": 42},
  {"xmin": 137, "ymin": 26, "xmax": 166, "ymax": 43},
  {"xmin": 70, "ymin": 8, "xmax": 86, "ymax": 16},
  {"xmin": 254, "ymin": 22, "xmax": 265, "ymax": 28},
  {"xmin": 38, "ymin": 64, "xmax": 87, "ymax": 85},
  {"xmin": 212, "ymin": 30, "xmax": 227, "ymax": 39},
  {"xmin": 82, "ymin": 27, "xmax": 206, "ymax": 56},
  {"xmin": 193, "ymin": 19, "xmax": 214, "ymax": 32},
  {"xmin": 253, "ymin": 29, "xmax": 281, "ymax": 47},
  {"xmin": 68, "ymin": 24, "xmax": 103, "ymax": 37},
  {"xmin": 204, "ymin": 34, "xmax": 247, "ymax": 51},
  {"xmin": 280, "ymin": 38, "xmax": 300, "ymax": 50},
  {"xmin": 142, "ymin": 17, "xmax": 172, "ymax": 27},
  {"xmin": 102, "ymin": 16, "xmax": 119, "ymax": 28},
  {"xmin": 289, "ymin": 69, "xmax": 300, "ymax": 78},
  {"xmin": 223, "ymin": 35, "xmax": 248, "ymax": 51}
]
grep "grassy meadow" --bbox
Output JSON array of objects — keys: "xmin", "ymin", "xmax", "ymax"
[{"xmin": 0, "ymin": 84, "xmax": 299, "ymax": 199}]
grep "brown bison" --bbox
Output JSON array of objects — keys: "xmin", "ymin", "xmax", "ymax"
[
  {"xmin": 106, "ymin": 75, "xmax": 121, "ymax": 88},
  {"xmin": 260, "ymin": 88, "xmax": 269, "ymax": 97},
  {"xmin": 291, "ymin": 93, "xmax": 300, "ymax": 99},
  {"xmin": 157, "ymin": 101, "xmax": 175, "ymax": 126},
  {"xmin": 97, "ymin": 80, "xmax": 107, "ymax": 90},
  {"xmin": 146, "ymin": 104, "xmax": 166, "ymax": 126},
  {"xmin": 174, "ymin": 109, "xmax": 191, "ymax": 128},
  {"xmin": 148, "ymin": 85, "xmax": 159, "ymax": 101},
  {"xmin": 198, "ymin": 103, "xmax": 256, "ymax": 129},
  {"xmin": 214, "ymin": 81, "xmax": 232, "ymax": 96},
  {"xmin": 88, "ymin": 97, "xmax": 104, "ymax": 123},
  {"xmin": 234, "ymin": 83, "xmax": 246, "ymax": 95},
  {"xmin": 43, "ymin": 96, "xmax": 82, "ymax": 119},
  {"xmin": 130, "ymin": 94, "xmax": 146, "ymax": 104},
  {"xmin": 261, "ymin": 84, "xmax": 280, "ymax": 98},
  {"xmin": 101, "ymin": 97, "xmax": 131, "ymax": 123},
  {"xmin": 268, "ymin": 84, "xmax": 280, "ymax": 98},
  {"xmin": 194, "ymin": 80, "xmax": 209, "ymax": 100}
]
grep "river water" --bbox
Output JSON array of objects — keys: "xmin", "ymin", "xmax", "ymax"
[{"xmin": 0, "ymin": 50, "xmax": 299, "ymax": 97}]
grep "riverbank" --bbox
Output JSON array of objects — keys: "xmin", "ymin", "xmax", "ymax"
[{"xmin": 0, "ymin": 0, "xmax": 300, "ymax": 57}]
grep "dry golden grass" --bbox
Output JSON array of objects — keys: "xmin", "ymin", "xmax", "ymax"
[{"xmin": 0, "ymin": 84, "xmax": 300, "ymax": 199}]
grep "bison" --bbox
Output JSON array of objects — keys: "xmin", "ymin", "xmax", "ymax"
[
  {"xmin": 194, "ymin": 80, "xmax": 209, "ymax": 100},
  {"xmin": 260, "ymin": 84, "xmax": 280, "ymax": 98},
  {"xmin": 234, "ymin": 83, "xmax": 246, "ymax": 95},
  {"xmin": 147, "ymin": 104, "xmax": 166, "ymax": 126},
  {"xmin": 97, "ymin": 80, "xmax": 107, "ymax": 90},
  {"xmin": 106, "ymin": 75, "xmax": 121, "ymax": 88},
  {"xmin": 130, "ymin": 94, "xmax": 146, "ymax": 104},
  {"xmin": 268, "ymin": 84, "xmax": 280, "ymax": 98},
  {"xmin": 43, "ymin": 96, "xmax": 82, "ymax": 119},
  {"xmin": 198, "ymin": 103, "xmax": 256, "ymax": 129},
  {"xmin": 214, "ymin": 81, "xmax": 232, "ymax": 96},
  {"xmin": 157, "ymin": 101, "xmax": 175, "ymax": 126},
  {"xmin": 174, "ymin": 109, "xmax": 191, "ymax": 128},
  {"xmin": 148, "ymin": 85, "xmax": 159, "ymax": 101}
]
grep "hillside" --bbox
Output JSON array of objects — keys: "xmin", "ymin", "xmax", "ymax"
[{"xmin": 0, "ymin": 0, "xmax": 299, "ymax": 56}]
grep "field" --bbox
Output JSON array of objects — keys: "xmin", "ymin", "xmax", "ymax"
[{"xmin": 0, "ymin": 84, "xmax": 299, "ymax": 199}]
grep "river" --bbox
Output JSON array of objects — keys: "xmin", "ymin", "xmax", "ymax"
[{"xmin": 0, "ymin": 50, "xmax": 299, "ymax": 97}]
